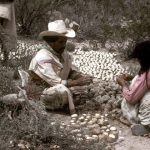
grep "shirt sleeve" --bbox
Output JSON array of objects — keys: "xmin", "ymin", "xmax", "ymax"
[
  {"xmin": 122, "ymin": 72, "xmax": 149, "ymax": 104},
  {"xmin": 35, "ymin": 59, "xmax": 67, "ymax": 86}
]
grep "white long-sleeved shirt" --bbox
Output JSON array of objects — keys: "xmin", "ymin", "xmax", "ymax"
[{"xmin": 29, "ymin": 48, "xmax": 72, "ymax": 86}]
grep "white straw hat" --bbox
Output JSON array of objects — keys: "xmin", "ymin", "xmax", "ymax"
[{"xmin": 39, "ymin": 20, "xmax": 76, "ymax": 38}]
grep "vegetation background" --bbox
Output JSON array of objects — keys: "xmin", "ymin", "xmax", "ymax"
[{"xmin": 15, "ymin": 0, "xmax": 150, "ymax": 42}]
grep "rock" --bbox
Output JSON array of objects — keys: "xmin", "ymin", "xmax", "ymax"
[
  {"xmin": 110, "ymin": 126, "xmax": 117, "ymax": 131},
  {"xmin": 104, "ymin": 103, "xmax": 112, "ymax": 112},
  {"xmin": 106, "ymin": 129, "xmax": 110, "ymax": 133},
  {"xmin": 131, "ymin": 124, "xmax": 150, "ymax": 136},
  {"xmin": 70, "ymin": 120, "xmax": 75, "ymax": 123},
  {"xmin": 80, "ymin": 122, "xmax": 87, "ymax": 127},
  {"xmin": 101, "ymin": 95, "xmax": 110, "ymax": 103},
  {"xmin": 85, "ymin": 136, "xmax": 93, "ymax": 141},
  {"xmin": 70, "ymin": 129, "xmax": 81, "ymax": 134},
  {"xmin": 103, "ymin": 119, "xmax": 109, "ymax": 125},
  {"xmin": 101, "ymin": 126, "xmax": 107, "ymax": 131},
  {"xmin": 95, "ymin": 113, "xmax": 101, "ymax": 119},
  {"xmin": 84, "ymin": 118, "xmax": 89, "ymax": 122},
  {"xmin": 79, "ymin": 116, "xmax": 85, "ymax": 122},
  {"xmin": 97, "ymin": 119, "xmax": 104, "ymax": 126},
  {"xmin": 92, "ymin": 127, "xmax": 101, "ymax": 135},
  {"xmin": 92, "ymin": 135, "xmax": 99, "ymax": 141},
  {"xmin": 88, "ymin": 121, "xmax": 94, "ymax": 125},
  {"xmin": 77, "ymin": 133, "xmax": 82, "ymax": 137},
  {"xmin": 71, "ymin": 124, "xmax": 80, "ymax": 129},
  {"xmin": 71, "ymin": 114, "xmax": 78, "ymax": 118},
  {"xmin": 86, "ymin": 115, "xmax": 91, "ymax": 120},
  {"xmin": 91, "ymin": 118, "xmax": 97, "ymax": 124},
  {"xmin": 76, "ymin": 137, "xmax": 83, "ymax": 141},
  {"xmin": 71, "ymin": 123, "xmax": 76, "ymax": 126},
  {"xmin": 107, "ymin": 134, "xmax": 117, "ymax": 143}
]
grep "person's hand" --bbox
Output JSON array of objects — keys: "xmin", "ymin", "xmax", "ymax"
[
  {"xmin": 67, "ymin": 76, "xmax": 93, "ymax": 87},
  {"xmin": 69, "ymin": 86, "xmax": 89, "ymax": 95},
  {"xmin": 116, "ymin": 75, "xmax": 126, "ymax": 87},
  {"xmin": 123, "ymin": 74, "xmax": 134, "ymax": 81}
]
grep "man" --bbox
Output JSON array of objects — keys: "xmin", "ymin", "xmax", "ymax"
[
  {"xmin": 0, "ymin": 0, "xmax": 17, "ymax": 64},
  {"xmin": 29, "ymin": 20, "xmax": 92, "ymax": 114}
]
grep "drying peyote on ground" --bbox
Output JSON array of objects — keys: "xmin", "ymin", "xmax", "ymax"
[
  {"xmin": 72, "ymin": 48, "xmax": 139, "ymax": 81},
  {"xmin": 59, "ymin": 112, "xmax": 119, "ymax": 144}
]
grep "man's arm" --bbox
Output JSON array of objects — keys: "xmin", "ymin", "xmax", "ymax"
[{"xmin": 33, "ymin": 59, "xmax": 67, "ymax": 86}]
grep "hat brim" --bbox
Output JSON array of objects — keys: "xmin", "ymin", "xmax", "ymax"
[{"xmin": 39, "ymin": 28, "xmax": 75, "ymax": 38}]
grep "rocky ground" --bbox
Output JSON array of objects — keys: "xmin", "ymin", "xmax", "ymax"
[
  {"xmin": 114, "ymin": 122, "xmax": 150, "ymax": 150},
  {"xmin": 0, "ymin": 38, "xmax": 149, "ymax": 150}
]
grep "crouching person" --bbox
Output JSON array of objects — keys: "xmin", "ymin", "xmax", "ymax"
[
  {"xmin": 116, "ymin": 41, "xmax": 150, "ymax": 136},
  {"xmin": 29, "ymin": 20, "xmax": 92, "ymax": 114}
]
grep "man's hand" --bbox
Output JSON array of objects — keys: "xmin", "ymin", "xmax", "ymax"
[
  {"xmin": 69, "ymin": 86, "xmax": 89, "ymax": 95},
  {"xmin": 67, "ymin": 76, "xmax": 93, "ymax": 87}
]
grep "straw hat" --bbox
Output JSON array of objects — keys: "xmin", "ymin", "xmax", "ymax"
[{"xmin": 39, "ymin": 20, "xmax": 76, "ymax": 38}]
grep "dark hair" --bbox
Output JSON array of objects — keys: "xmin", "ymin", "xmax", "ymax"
[
  {"xmin": 43, "ymin": 36, "xmax": 59, "ymax": 43},
  {"xmin": 130, "ymin": 40, "xmax": 150, "ymax": 74},
  {"xmin": 130, "ymin": 40, "xmax": 150, "ymax": 87}
]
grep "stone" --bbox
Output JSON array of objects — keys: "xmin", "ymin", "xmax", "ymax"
[
  {"xmin": 85, "ymin": 136, "xmax": 94, "ymax": 142},
  {"xmin": 97, "ymin": 119, "xmax": 104, "ymax": 126},
  {"xmin": 103, "ymin": 119, "xmax": 109, "ymax": 125},
  {"xmin": 95, "ymin": 113, "xmax": 101, "ymax": 119},
  {"xmin": 131, "ymin": 124, "xmax": 150, "ymax": 136},
  {"xmin": 71, "ymin": 114, "xmax": 78, "ymax": 118},
  {"xmin": 91, "ymin": 118, "xmax": 97, "ymax": 124},
  {"xmin": 77, "ymin": 133, "xmax": 82, "ymax": 137},
  {"xmin": 110, "ymin": 126, "xmax": 117, "ymax": 131},
  {"xmin": 92, "ymin": 135, "xmax": 99, "ymax": 141},
  {"xmin": 92, "ymin": 127, "xmax": 101, "ymax": 135},
  {"xmin": 86, "ymin": 115, "xmax": 91, "ymax": 120},
  {"xmin": 79, "ymin": 116, "xmax": 84, "ymax": 122},
  {"xmin": 70, "ymin": 129, "xmax": 81, "ymax": 134},
  {"xmin": 107, "ymin": 134, "xmax": 117, "ymax": 143},
  {"xmin": 80, "ymin": 122, "xmax": 87, "ymax": 127}
]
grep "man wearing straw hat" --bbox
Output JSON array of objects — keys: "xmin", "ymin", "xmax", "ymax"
[
  {"xmin": 0, "ymin": 0, "xmax": 17, "ymax": 64},
  {"xmin": 29, "ymin": 20, "xmax": 92, "ymax": 114}
]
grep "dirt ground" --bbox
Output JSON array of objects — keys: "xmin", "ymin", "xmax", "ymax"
[
  {"xmin": 43, "ymin": 112, "xmax": 150, "ymax": 150},
  {"xmin": 40, "ymin": 112, "xmax": 150, "ymax": 150},
  {"xmin": 114, "ymin": 122, "xmax": 150, "ymax": 150}
]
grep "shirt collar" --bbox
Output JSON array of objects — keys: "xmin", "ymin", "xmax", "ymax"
[{"xmin": 45, "ymin": 44, "xmax": 65, "ymax": 59}]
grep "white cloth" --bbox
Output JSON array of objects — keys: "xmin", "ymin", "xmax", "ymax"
[
  {"xmin": 41, "ymin": 84, "xmax": 75, "ymax": 110},
  {"xmin": 138, "ymin": 91, "xmax": 150, "ymax": 126},
  {"xmin": 0, "ymin": 2, "xmax": 17, "ymax": 38}
]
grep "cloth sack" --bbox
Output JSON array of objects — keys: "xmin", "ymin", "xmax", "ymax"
[
  {"xmin": 40, "ymin": 84, "xmax": 75, "ymax": 111},
  {"xmin": 138, "ymin": 91, "xmax": 150, "ymax": 126}
]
